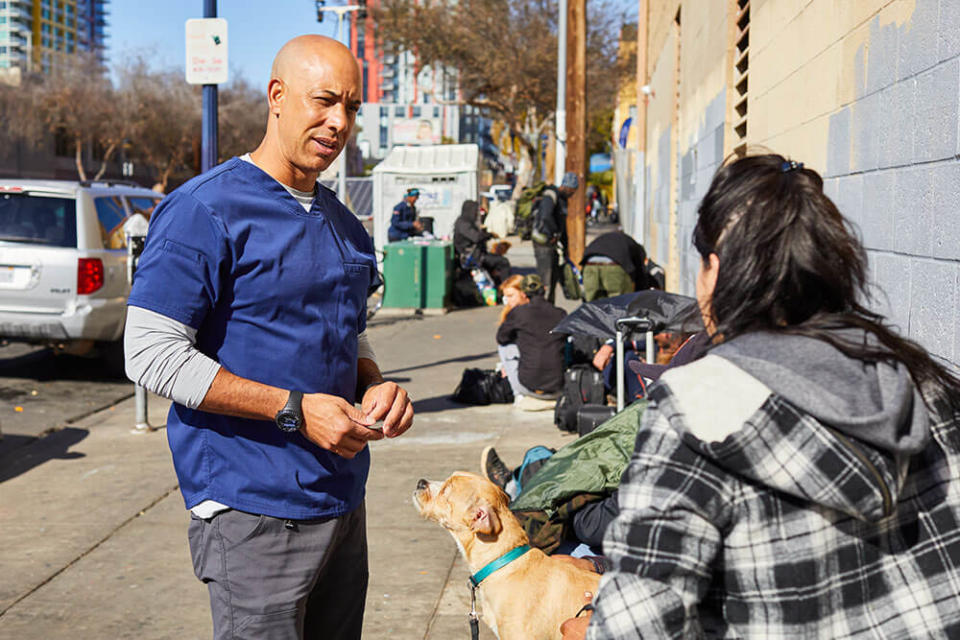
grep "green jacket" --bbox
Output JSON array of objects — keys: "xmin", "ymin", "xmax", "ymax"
[{"xmin": 511, "ymin": 401, "xmax": 646, "ymax": 552}]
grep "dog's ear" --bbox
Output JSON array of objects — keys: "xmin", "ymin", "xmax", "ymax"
[{"xmin": 469, "ymin": 500, "xmax": 502, "ymax": 536}]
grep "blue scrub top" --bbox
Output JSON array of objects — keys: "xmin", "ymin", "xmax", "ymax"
[{"xmin": 128, "ymin": 157, "xmax": 379, "ymax": 520}]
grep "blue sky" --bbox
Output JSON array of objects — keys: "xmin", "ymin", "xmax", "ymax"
[
  {"xmin": 109, "ymin": 0, "xmax": 639, "ymax": 90},
  {"xmin": 109, "ymin": 0, "xmax": 340, "ymax": 90}
]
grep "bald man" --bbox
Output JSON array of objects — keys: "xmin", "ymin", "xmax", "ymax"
[{"xmin": 124, "ymin": 36, "xmax": 412, "ymax": 639}]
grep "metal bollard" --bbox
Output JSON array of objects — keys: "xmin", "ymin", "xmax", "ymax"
[{"xmin": 124, "ymin": 215, "xmax": 152, "ymax": 433}]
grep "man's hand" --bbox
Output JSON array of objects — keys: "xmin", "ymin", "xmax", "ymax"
[
  {"xmin": 301, "ymin": 393, "xmax": 384, "ymax": 458},
  {"xmin": 413, "ymin": 219, "xmax": 424, "ymax": 232},
  {"xmin": 559, "ymin": 592, "xmax": 594, "ymax": 640},
  {"xmin": 361, "ymin": 381, "xmax": 414, "ymax": 438},
  {"xmin": 592, "ymin": 344, "xmax": 614, "ymax": 371}
]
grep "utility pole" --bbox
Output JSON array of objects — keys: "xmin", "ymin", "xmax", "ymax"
[
  {"xmin": 565, "ymin": 0, "xmax": 587, "ymax": 266},
  {"xmin": 554, "ymin": 0, "xmax": 567, "ymax": 186},
  {"xmin": 201, "ymin": 0, "xmax": 218, "ymax": 172},
  {"xmin": 316, "ymin": 2, "xmax": 364, "ymax": 207}
]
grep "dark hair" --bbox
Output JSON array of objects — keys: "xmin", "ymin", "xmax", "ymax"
[{"xmin": 693, "ymin": 153, "xmax": 960, "ymax": 407}]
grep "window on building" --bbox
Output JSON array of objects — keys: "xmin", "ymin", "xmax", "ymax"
[
  {"xmin": 394, "ymin": 106, "xmax": 404, "ymax": 117},
  {"xmin": 412, "ymin": 106, "xmax": 420, "ymax": 118},
  {"xmin": 362, "ymin": 60, "xmax": 368, "ymax": 103},
  {"xmin": 380, "ymin": 105, "xmax": 388, "ymax": 118},
  {"xmin": 379, "ymin": 121, "xmax": 388, "ymax": 149}
]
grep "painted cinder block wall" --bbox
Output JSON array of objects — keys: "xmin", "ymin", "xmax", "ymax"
[{"xmin": 641, "ymin": 0, "xmax": 960, "ymax": 367}]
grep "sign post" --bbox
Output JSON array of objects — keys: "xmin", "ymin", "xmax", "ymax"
[{"xmin": 186, "ymin": 5, "xmax": 228, "ymax": 173}]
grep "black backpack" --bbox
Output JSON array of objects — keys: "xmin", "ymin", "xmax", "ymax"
[
  {"xmin": 553, "ymin": 364, "xmax": 606, "ymax": 432},
  {"xmin": 531, "ymin": 187, "xmax": 560, "ymax": 245},
  {"xmin": 452, "ymin": 368, "xmax": 514, "ymax": 405}
]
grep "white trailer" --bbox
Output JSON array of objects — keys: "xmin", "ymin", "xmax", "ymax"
[{"xmin": 371, "ymin": 144, "xmax": 480, "ymax": 253}]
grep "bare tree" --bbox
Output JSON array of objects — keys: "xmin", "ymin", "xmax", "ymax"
[
  {"xmin": 117, "ymin": 61, "xmax": 200, "ymax": 192},
  {"xmin": 28, "ymin": 53, "xmax": 114, "ymax": 180},
  {"xmin": 218, "ymin": 74, "xmax": 268, "ymax": 161}
]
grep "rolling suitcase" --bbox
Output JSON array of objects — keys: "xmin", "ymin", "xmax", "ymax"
[{"xmin": 576, "ymin": 404, "xmax": 617, "ymax": 436}]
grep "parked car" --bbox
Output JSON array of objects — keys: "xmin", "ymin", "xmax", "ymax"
[{"xmin": 0, "ymin": 179, "xmax": 163, "ymax": 372}]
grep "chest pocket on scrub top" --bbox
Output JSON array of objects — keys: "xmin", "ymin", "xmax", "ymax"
[{"xmin": 341, "ymin": 262, "xmax": 371, "ymax": 328}]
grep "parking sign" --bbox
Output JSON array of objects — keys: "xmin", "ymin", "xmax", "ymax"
[{"xmin": 185, "ymin": 18, "xmax": 228, "ymax": 85}]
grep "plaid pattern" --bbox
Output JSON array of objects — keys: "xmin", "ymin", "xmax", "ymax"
[{"xmin": 587, "ymin": 379, "xmax": 960, "ymax": 639}]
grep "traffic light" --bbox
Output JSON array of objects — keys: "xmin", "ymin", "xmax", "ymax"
[
  {"xmin": 315, "ymin": 0, "xmax": 325, "ymax": 22},
  {"xmin": 358, "ymin": 0, "xmax": 367, "ymax": 20}
]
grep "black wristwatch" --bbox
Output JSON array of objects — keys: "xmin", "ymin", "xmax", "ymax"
[{"xmin": 275, "ymin": 391, "xmax": 304, "ymax": 432}]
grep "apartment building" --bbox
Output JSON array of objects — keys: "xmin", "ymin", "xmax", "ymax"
[
  {"xmin": 347, "ymin": 1, "xmax": 484, "ymax": 161},
  {"xmin": 0, "ymin": 0, "xmax": 108, "ymax": 79}
]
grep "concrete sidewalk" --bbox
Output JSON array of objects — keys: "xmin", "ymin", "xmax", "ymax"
[{"xmin": 0, "ymin": 239, "xmax": 583, "ymax": 640}]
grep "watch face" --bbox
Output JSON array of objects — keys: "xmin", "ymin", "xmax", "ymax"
[{"xmin": 277, "ymin": 412, "xmax": 301, "ymax": 432}]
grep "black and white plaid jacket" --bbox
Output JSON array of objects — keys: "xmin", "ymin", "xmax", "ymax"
[{"xmin": 587, "ymin": 353, "xmax": 960, "ymax": 639}]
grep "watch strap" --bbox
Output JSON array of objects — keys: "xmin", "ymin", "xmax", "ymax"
[{"xmin": 282, "ymin": 390, "xmax": 304, "ymax": 414}]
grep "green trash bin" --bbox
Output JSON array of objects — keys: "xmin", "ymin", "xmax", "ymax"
[
  {"xmin": 423, "ymin": 241, "xmax": 453, "ymax": 309},
  {"xmin": 382, "ymin": 240, "xmax": 452, "ymax": 309}
]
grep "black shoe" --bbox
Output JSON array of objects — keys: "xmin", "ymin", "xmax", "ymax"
[{"xmin": 480, "ymin": 446, "xmax": 512, "ymax": 489}]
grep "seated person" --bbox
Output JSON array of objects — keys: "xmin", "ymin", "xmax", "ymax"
[
  {"xmin": 496, "ymin": 274, "xmax": 567, "ymax": 410},
  {"xmin": 580, "ymin": 231, "xmax": 656, "ymax": 301},
  {"xmin": 387, "ymin": 188, "xmax": 423, "ymax": 242},
  {"xmin": 481, "ymin": 332, "xmax": 709, "ymax": 563},
  {"xmin": 591, "ymin": 331, "xmax": 699, "ymax": 403},
  {"xmin": 454, "ymin": 199, "xmax": 511, "ymax": 285}
]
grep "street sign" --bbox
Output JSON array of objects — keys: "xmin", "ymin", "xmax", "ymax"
[{"xmin": 185, "ymin": 18, "xmax": 228, "ymax": 85}]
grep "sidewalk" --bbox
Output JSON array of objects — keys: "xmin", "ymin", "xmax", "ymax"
[{"xmin": 0, "ymin": 238, "xmax": 585, "ymax": 640}]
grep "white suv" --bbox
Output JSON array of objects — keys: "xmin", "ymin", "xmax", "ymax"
[{"xmin": 0, "ymin": 179, "xmax": 162, "ymax": 369}]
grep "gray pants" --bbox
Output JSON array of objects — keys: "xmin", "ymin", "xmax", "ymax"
[
  {"xmin": 498, "ymin": 343, "xmax": 534, "ymax": 397},
  {"xmin": 188, "ymin": 502, "xmax": 368, "ymax": 640}
]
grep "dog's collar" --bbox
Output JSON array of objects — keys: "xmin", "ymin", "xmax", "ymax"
[{"xmin": 468, "ymin": 544, "xmax": 532, "ymax": 588}]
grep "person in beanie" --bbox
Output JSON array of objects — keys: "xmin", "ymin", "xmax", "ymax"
[
  {"xmin": 495, "ymin": 274, "xmax": 567, "ymax": 410},
  {"xmin": 531, "ymin": 171, "xmax": 579, "ymax": 302},
  {"xmin": 388, "ymin": 187, "xmax": 423, "ymax": 241}
]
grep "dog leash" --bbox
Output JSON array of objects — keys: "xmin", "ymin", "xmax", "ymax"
[{"xmin": 466, "ymin": 544, "xmax": 532, "ymax": 640}]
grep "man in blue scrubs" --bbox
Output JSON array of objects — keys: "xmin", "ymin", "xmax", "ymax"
[
  {"xmin": 388, "ymin": 187, "xmax": 422, "ymax": 241},
  {"xmin": 124, "ymin": 35, "xmax": 413, "ymax": 640}
]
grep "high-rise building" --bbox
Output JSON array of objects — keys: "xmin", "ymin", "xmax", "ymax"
[
  {"xmin": 347, "ymin": 1, "xmax": 483, "ymax": 161},
  {"xmin": 0, "ymin": 0, "xmax": 108, "ymax": 77}
]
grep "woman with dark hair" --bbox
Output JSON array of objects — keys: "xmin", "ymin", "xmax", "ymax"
[{"xmin": 563, "ymin": 154, "xmax": 960, "ymax": 639}]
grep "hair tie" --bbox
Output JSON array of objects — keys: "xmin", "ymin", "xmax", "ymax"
[{"xmin": 780, "ymin": 160, "xmax": 803, "ymax": 173}]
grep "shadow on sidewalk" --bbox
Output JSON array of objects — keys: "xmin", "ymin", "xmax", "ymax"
[
  {"xmin": 0, "ymin": 427, "xmax": 88, "ymax": 483},
  {"xmin": 413, "ymin": 395, "xmax": 480, "ymax": 414},
  {"xmin": 381, "ymin": 351, "xmax": 497, "ymax": 376}
]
